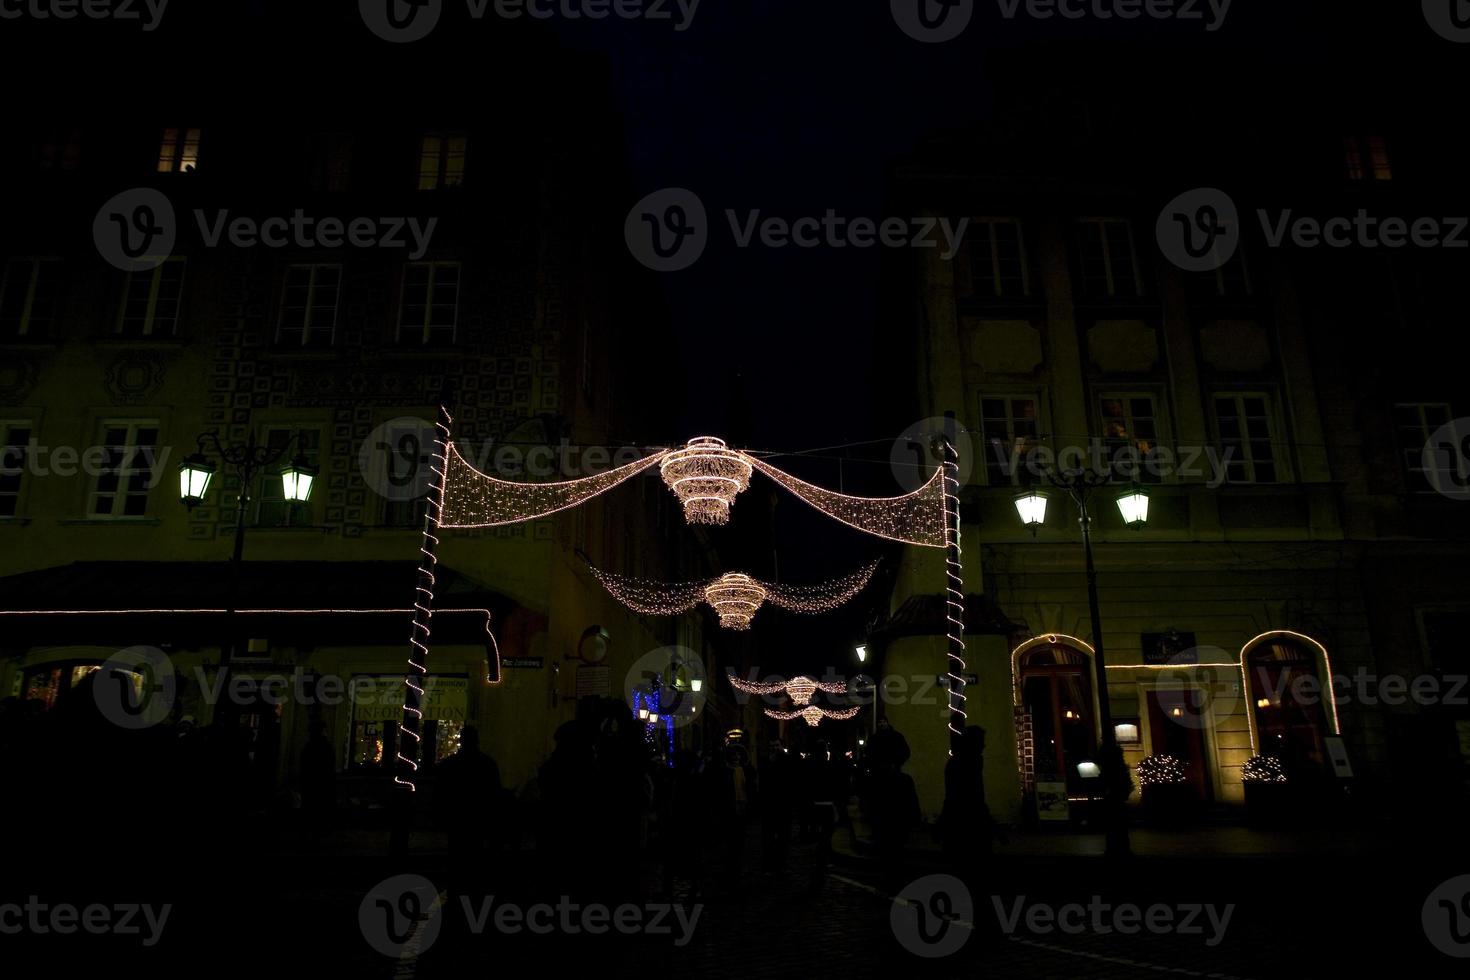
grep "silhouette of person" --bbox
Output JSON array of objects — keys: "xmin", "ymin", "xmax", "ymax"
[
  {"xmin": 435, "ymin": 725, "xmax": 502, "ymax": 866},
  {"xmin": 940, "ymin": 725, "xmax": 994, "ymax": 877},
  {"xmin": 759, "ymin": 740, "xmax": 797, "ymax": 872},
  {"xmin": 868, "ymin": 716, "xmax": 911, "ymax": 769},
  {"xmin": 300, "ymin": 719, "xmax": 336, "ymax": 842}
]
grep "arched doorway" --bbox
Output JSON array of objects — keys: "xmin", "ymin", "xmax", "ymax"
[
  {"xmin": 1014, "ymin": 636, "xmax": 1099, "ymax": 796},
  {"xmin": 1244, "ymin": 631, "xmax": 1336, "ymax": 778}
]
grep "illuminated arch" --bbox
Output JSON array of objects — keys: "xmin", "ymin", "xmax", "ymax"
[
  {"xmin": 1240, "ymin": 629, "xmax": 1340, "ymax": 753},
  {"xmin": 1009, "ymin": 633, "xmax": 1095, "ymax": 706}
]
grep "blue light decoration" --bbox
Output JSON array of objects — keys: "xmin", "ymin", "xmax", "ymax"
[{"xmin": 631, "ymin": 677, "xmax": 676, "ymax": 767}]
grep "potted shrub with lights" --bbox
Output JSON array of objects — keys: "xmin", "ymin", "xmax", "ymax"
[
  {"xmin": 1241, "ymin": 754, "xmax": 1289, "ymax": 824},
  {"xmin": 1136, "ymin": 754, "xmax": 1194, "ymax": 824}
]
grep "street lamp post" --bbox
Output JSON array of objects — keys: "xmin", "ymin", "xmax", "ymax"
[
  {"xmin": 178, "ymin": 429, "xmax": 317, "ymax": 715},
  {"xmin": 1014, "ymin": 472, "xmax": 1148, "ymax": 858}
]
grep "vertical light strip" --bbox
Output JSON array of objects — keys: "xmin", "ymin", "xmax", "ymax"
[
  {"xmin": 396, "ymin": 405, "xmax": 452, "ymax": 794},
  {"xmin": 941, "ymin": 434, "xmax": 967, "ymax": 743}
]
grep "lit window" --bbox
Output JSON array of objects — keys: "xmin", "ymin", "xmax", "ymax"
[
  {"xmin": 116, "ymin": 258, "xmax": 185, "ymax": 336},
  {"xmin": 0, "ymin": 421, "xmax": 32, "ymax": 517},
  {"xmin": 0, "ymin": 258, "xmax": 63, "ymax": 338},
  {"xmin": 1076, "ymin": 218, "xmax": 1142, "ymax": 298},
  {"xmin": 396, "ymin": 261, "xmax": 460, "ymax": 344},
  {"xmin": 89, "ymin": 422, "xmax": 161, "ymax": 518},
  {"xmin": 962, "ymin": 219, "xmax": 1031, "ymax": 299},
  {"xmin": 277, "ymin": 264, "xmax": 341, "ymax": 347},
  {"xmin": 157, "ymin": 127, "xmax": 201, "ymax": 173},
  {"xmin": 979, "ymin": 395, "xmax": 1041, "ymax": 486},
  {"xmin": 1213, "ymin": 393, "xmax": 1280, "ymax": 484},
  {"xmin": 1099, "ymin": 394, "xmax": 1163, "ymax": 483},
  {"xmin": 418, "ymin": 132, "xmax": 467, "ymax": 190}
]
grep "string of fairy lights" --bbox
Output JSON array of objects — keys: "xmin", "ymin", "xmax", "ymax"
[
  {"xmin": 587, "ymin": 561, "xmax": 880, "ymax": 630},
  {"xmin": 727, "ymin": 674, "xmax": 849, "ymax": 705},
  {"xmin": 400, "ymin": 428, "xmax": 963, "ymax": 792},
  {"xmin": 765, "ymin": 705, "xmax": 863, "ymax": 727}
]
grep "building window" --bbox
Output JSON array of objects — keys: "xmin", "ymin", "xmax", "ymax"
[
  {"xmin": 39, "ymin": 128, "xmax": 82, "ymax": 171},
  {"xmin": 1, "ymin": 422, "xmax": 32, "ymax": 517},
  {"xmin": 1099, "ymin": 393, "xmax": 1163, "ymax": 483},
  {"xmin": 417, "ymin": 132, "xmax": 467, "ymax": 190},
  {"xmin": 962, "ymin": 219, "xmax": 1031, "ymax": 299},
  {"xmin": 1189, "ymin": 248, "xmax": 1252, "ymax": 300},
  {"xmin": 1344, "ymin": 135, "xmax": 1391, "ymax": 181},
  {"xmin": 1076, "ymin": 218, "xmax": 1142, "ymax": 298},
  {"xmin": 979, "ymin": 394, "xmax": 1040, "ymax": 486},
  {"xmin": 0, "ymin": 258, "xmax": 63, "ymax": 338},
  {"xmin": 157, "ymin": 127, "xmax": 201, "ymax": 173},
  {"xmin": 312, "ymin": 132, "xmax": 353, "ymax": 193},
  {"xmin": 397, "ymin": 262, "xmax": 460, "ymax": 344},
  {"xmin": 276, "ymin": 264, "xmax": 341, "ymax": 347},
  {"xmin": 116, "ymin": 258, "xmax": 185, "ymax": 337},
  {"xmin": 1396, "ymin": 402, "xmax": 1458, "ymax": 494},
  {"xmin": 89, "ymin": 421, "xmax": 161, "ymax": 518},
  {"xmin": 255, "ymin": 427, "xmax": 320, "ymax": 527},
  {"xmin": 1212, "ymin": 393, "xmax": 1280, "ymax": 484}
]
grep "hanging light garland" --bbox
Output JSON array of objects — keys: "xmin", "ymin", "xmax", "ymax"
[
  {"xmin": 438, "ymin": 442, "xmax": 670, "ymax": 528},
  {"xmin": 765, "ymin": 705, "xmax": 863, "ymax": 727},
  {"xmin": 588, "ymin": 561, "xmax": 879, "ymax": 631},
  {"xmin": 436, "ymin": 434, "xmax": 948, "ymax": 549},
  {"xmin": 727, "ymin": 673, "xmax": 849, "ymax": 705},
  {"xmin": 658, "ymin": 437, "xmax": 753, "ymax": 525}
]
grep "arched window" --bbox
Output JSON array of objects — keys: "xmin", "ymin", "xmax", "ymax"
[
  {"xmin": 1014, "ymin": 635, "xmax": 1098, "ymax": 793},
  {"xmin": 1244, "ymin": 631, "xmax": 1335, "ymax": 774}
]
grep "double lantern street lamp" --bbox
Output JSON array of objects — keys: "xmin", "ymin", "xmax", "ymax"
[
  {"xmin": 1013, "ymin": 472, "xmax": 1149, "ymax": 858},
  {"xmin": 176, "ymin": 430, "xmax": 318, "ymax": 699}
]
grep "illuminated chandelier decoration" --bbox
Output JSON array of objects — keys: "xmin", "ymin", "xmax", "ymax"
[
  {"xmin": 658, "ymin": 437, "xmax": 753, "ymax": 525},
  {"xmin": 588, "ymin": 561, "xmax": 880, "ymax": 631},
  {"xmin": 765, "ymin": 705, "xmax": 863, "ymax": 727},
  {"xmin": 727, "ymin": 674, "xmax": 849, "ymax": 705},
  {"xmin": 438, "ymin": 436, "xmax": 947, "ymax": 548}
]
